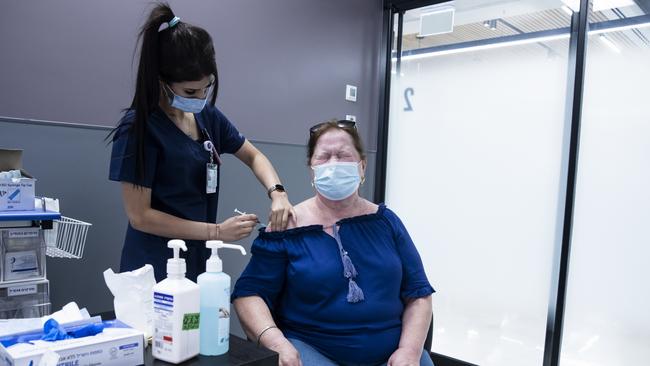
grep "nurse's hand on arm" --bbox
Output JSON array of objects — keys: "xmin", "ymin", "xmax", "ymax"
[
  {"xmin": 234, "ymin": 296, "xmax": 302, "ymax": 366},
  {"xmin": 234, "ymin": 140, "xmax": 296, "ymax": 231},
  {"xmin": 122, "ymin": 183, "xmax": 258, "ymax": 241},
  {"xmin": 387, "ymin": 295, "xmax": 432, "ymax": 366}
]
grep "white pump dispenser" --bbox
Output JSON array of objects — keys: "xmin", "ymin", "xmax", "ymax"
[
  {"xmin": 206, "ymin": 241, "xmax": 247, "ymax": 272},
  {"xmin": 197, "ymin": 240, "xmax": 247, "ymax": 356},
  {"xmin": 152, "ymin": 239, "xmax": 200, "ymax": 364},
  {"xmin": 166, "ymin": 239, "xmax": 187, "ymax": 276}
]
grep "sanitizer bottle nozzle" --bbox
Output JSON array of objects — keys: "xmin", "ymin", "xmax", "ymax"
[
  {"xmin": 205, "ymin": 240, "xmax": 247, "ymax": 272},
  {"xmin": 167, "ymin": 239, "xmax": 188, "ymax": 276}
]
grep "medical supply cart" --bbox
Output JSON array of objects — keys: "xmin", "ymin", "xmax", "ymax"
[{"xmin": 0, "ymin": 209, "xmax": 90, "ymax": 319}]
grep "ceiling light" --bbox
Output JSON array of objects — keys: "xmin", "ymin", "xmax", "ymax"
[
  {"xmin": 390, "ymin": 16, "xmax": 650, "ymax": 61},
  {"xmin": 561, "ymin": 0, "xmax": 635, "ymax": 12}
]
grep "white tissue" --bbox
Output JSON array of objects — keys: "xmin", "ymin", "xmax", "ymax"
[
  {"xmin": 37, "ymin": 350, "xmax": 60, "ymax": 366},
  {"xmin": 46, "ymin": 302, "xmax": 86, "ymax": 325},
  {"xmin": 103, "ymin": 265, "xmax": 155, "ymax": 339},
  {"xmin": 0, "ymin": 301, "xmax": 89, "ymax": 337},
  {"xmin": 0, "ymin": 170, "xmax": 22, "ymax": 182},
  {"xmin": 34, "ymin": 197, "xmax": 59, "ymax": 212}
]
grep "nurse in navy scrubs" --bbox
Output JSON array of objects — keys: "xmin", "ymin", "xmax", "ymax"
[{"xmin": 109, "ymin": 3, "xmax": 294, "ymax": 281}]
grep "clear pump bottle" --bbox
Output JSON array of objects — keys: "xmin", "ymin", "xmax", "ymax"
[{"xmin": 197, "ymin": 240, "xmax": 247, "ymax": 356}]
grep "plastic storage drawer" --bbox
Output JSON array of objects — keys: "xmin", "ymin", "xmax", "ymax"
[
  {"xmin": 0, "ymin": 227, "xmax": 46, "ymax": 283},
  {"xmin": 0, "ymin": 279, "xmax": 50, "ymax": 319}
]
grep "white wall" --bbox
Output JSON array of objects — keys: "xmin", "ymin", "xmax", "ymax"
[
  {"xmin": 386, "ymin": 40, "xmax": 570, "ymax": 365},
  {"xmin": 560, "ymin": 45, "xmax": 650, "ymax": 366}
]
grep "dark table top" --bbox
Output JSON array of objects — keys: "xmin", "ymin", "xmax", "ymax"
[
  {"xmin": 93, "ymin": 311, "xmax": 277, "ymax": 366},
  {"xmin": 144, "ymin": 334, "xmax": 278, "ymax": 366}
]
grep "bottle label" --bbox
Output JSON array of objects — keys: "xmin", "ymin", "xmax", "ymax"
[
  {"xmin": 153, "ymin": 292, "xmax": 174, "ymax": 351},
  {"xmin": 182, "ymin": 313, "xmax": 200, "ymax": 331},
  {"xmin": 217, "ymin": 286, "xmax": 230, "ymax": 345}
]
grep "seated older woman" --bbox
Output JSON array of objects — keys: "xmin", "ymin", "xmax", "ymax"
[{"xmin": 232, "ymin": 120, "xmax": 435, "ymax": 366}]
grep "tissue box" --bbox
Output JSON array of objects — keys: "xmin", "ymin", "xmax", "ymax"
[
  {"xmin": 0, "ymin": 320, "xmax": 144, "ymax": 366},
  {"xmin": 0, "ymin": 149, "xmax": 36, "ymax": 212}
]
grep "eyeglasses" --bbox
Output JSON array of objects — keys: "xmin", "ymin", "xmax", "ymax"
[{"xmin": 309, "ymin": 120, "xmax": 357, "ymax": 136}]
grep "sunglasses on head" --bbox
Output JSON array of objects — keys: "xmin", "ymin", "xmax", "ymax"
[{"xmin": 309, "ymin": 120, "xmax": 357, "ymax": 136}]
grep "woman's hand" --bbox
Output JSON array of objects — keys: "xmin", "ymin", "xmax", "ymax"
[
  {"xmin": 387, "ymin": 347, "xmax": 421, "ymax": 366},
  {"xmin": 218, "ymin": 214, "xmax": 258, "ymax": 241},
  {"xmin": 267, "ymin": 338, "xmax": 302, "ymax": 366},
  {"xmin": 267, "ymin": 192, "xmax": 296, "ymax": 232}
]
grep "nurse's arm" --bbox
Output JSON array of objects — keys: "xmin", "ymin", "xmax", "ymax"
[
  {"xmin": 387, "ymin": 295, "xmax": 432, "ymax": 365},
  {"xmin": 234, "ymin": 140, "xmax": 296, "ymax": 231},
  {"xmin": 233, "ymin": 296, "xmax": 301, "ymax": 365},
  {"xmin": 121, "ymin": 183, "xmax": 255, "ymax": 241}
]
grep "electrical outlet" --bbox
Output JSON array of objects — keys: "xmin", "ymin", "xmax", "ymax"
[
  {"xmin": 345, "ymin": 115, "xmax": 357, "ymax": 122},
  {"xmin": 345, "ymin": 85, "xmax": 357, "ymax": 102}
]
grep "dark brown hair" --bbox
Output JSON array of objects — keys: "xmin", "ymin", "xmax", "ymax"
[
  {"xmin": 307, "ymin": 120, "xmax": 366, "ymax": 164},
  {"xmin": 108, "ymin": 2, "xmax": 218, "ymax": 180}
]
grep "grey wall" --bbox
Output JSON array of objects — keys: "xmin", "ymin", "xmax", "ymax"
[
  {"xmin": 0, "ymin": 0, "xmax": 382, "ymax": 149},
  {"xmin": 1, "ymin": 0, "xmax": 382, "ymax": 337},
  {"xmin": 0, "ymin": 118, "xmax": 376, "ymax": 337}
]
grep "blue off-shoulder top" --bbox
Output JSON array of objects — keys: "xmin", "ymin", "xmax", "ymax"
[{"xmin": 232, "ymin": 204, "xmax": 434, "ymax": 364}]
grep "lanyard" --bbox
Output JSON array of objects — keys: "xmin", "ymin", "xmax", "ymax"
[{"xmin": 201, "ymin": 128, "xmax": 222, "ymax": 166}]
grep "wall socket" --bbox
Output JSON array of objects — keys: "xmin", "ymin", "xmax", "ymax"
[
  {"xmin": 345, "ymin": 85, "xmax": 357, "ymax": 102},
  {"xmin": 345, "ymin": 115, "xmax": 357, "ymax": 122}
]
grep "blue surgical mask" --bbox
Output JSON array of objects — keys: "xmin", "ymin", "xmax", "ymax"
[
  {"xmin": 312, "ymin": 161, "xmax": 361, "ymax": 201},
  {"xmin": 164, "ymin": 84, "xmax": 209, "ymax": 113}
]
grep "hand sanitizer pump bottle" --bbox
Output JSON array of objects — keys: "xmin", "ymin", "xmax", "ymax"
[
  {"xmin": 197, "ymin": 240, "xmax": 247, "ymax": 355},
  {"xmin": 152, "ymin": 239, "xmax": 200, "ymax": 363}
]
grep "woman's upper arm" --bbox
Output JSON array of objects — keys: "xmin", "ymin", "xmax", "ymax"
[
  {"xmin": 121, "ymin": 182, "xmax": 152, "ymax": 227},
  {"xmin": 231, "ymin": 237, "xmax": 288, "ymax": 311},
  {"xmin": 386, "ymin": 210, "xmax": 436, "ymax": 299},
  {"xmin": 233, "ymin": 140, "xmax": 260, "ymax": 167}
]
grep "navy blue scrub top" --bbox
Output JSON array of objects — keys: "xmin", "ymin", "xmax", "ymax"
[
  {"xmin": 232, "ymin": 204, "xmax": 435, "ymax": 364},
  {"xmin": 109, "ymin": 105, "xmax": 245, "ymax": 282}
]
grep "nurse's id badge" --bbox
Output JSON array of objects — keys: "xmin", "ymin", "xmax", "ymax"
[{"xmin": 206, "ymin": 163, "xmax": 218, "ymax": 193}]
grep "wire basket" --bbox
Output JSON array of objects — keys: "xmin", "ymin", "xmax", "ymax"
[{"xmin": 44, "ymin": 216, "xmax": 91, "ymax": 259}]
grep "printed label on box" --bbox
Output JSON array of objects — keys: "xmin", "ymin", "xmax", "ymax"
[
  {"xmin": 4, "ymin": 250, "xmax": 39, "ymax": 281},
  {"xmin": 8, "ymin": 228, "xmax": 39, "ymax": 239},
  {"xmin": 8, "ymin": 284, "xmax": 38, "ymax": 296},
  {"xmin": 0, "ymin": 179, "xmax": 35, "ymax": 211}
]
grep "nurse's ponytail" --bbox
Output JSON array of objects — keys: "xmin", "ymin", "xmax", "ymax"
[{"xmin": 111, "ymin": 2, "xmax": 219, "ymax": 181}]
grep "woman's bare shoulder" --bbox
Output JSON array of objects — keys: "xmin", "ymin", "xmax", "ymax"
[{"xmin": 286, "ymin": 197, "xmax": 316, "ymax": 229}]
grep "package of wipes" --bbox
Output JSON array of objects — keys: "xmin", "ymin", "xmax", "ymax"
[{"xmin": 103, "ymin": 265, "xmax": 156, "ymax": 341}]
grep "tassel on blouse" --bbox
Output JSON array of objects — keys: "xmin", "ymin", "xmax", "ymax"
[
  {"xmin": 347, "ymin": 279, "xmax": 365, "ymax": 303},
  {"xmin": 341, "ymin": 251, "xmax": 358, "ymax": 278},
  {"xmin": 332, "ymin": 224, "xmax": 365, "ymax": 303}
]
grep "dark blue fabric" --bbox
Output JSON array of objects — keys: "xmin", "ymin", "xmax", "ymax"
[
  {"xmin": 232, "ymin": 204, "xmax": 435, "ymax": 364},
  {"xmin": 109, "ymin": 105, "xmax": 245, "ymax": 281}
]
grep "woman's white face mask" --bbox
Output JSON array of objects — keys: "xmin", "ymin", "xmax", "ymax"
[
  {"xmin": 312, "ymin": 161, "xmax": 361, "ymax": 201},
  {"xmin": 162, "ymin": 75, "xmax": 214, "ymax": 114},
  {"xmin": 164, "ymin": 83, "xmax": 212, "ymax": 114}
]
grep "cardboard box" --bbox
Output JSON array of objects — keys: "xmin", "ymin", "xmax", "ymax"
[
  {"xmin": 0, "ymin": 320, "xmax": 145, "ymax": 366},
  {"xmin": 0, "ymin": 149, "xmax": 36, "ymax": 211}
]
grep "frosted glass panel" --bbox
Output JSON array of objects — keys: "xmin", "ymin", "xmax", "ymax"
[
  {"xmin": 385, "ymin": 2, "xmax": 571, "ymax": 365},
  {"xmin": 560, "ymin": 4, "xmax": 650, "ymax": 365}
]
